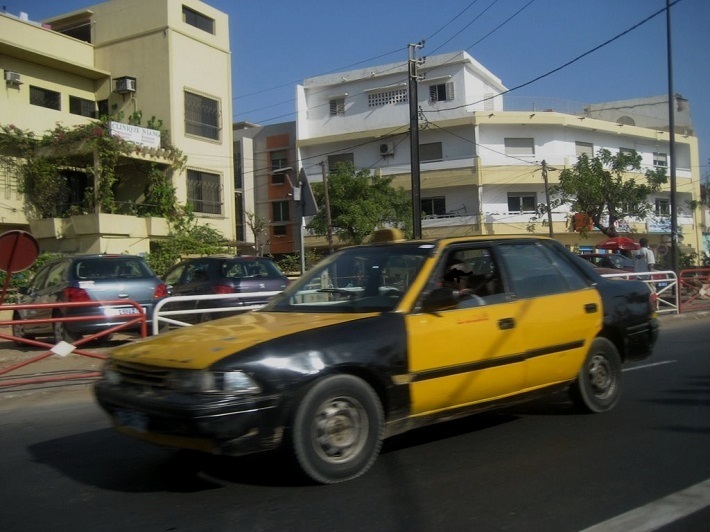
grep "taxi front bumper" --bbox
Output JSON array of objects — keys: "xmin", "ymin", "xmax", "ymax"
[{"xmin": 94, "ymin": 382, "xmax": 287, "ymax": 456}]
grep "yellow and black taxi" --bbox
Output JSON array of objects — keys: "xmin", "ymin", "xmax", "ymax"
[{"xmin": 95, "ymin": 233, "xmax": 659, "ymax": 484}]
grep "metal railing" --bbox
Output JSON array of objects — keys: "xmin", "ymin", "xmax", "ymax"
[
  {"xmin": 599, "ymin": 270, "xmax": 679, "ymax": 315},
  {"xmin": 677, "ymin": 268, "xmax": 710, "ymax": 313},
  {"xmin": 152, "ymin": 292, "xmax": 281, "ymax": 335},
  {"xmin": 0, "ymin": 300, "xmax": 147, "ymax": 387}
]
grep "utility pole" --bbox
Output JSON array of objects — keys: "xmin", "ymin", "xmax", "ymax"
[
  {"xmin": 542, "ymin": 160, "xmax": 554, "ymax": 237},
  {"xmin": 408, "ymin": 42, "xmax": 424, "ymax": 239},
  {"xmin": 319, "ymin": 161, "xmax": 334, "ymax": 254},
  {"xmin": 666, "ymin": 0, "xmax": 679, "ymax": 273}
]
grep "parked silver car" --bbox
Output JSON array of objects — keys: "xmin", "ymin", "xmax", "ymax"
[{"xmin": 12, "ymin": 254, "xmax": 167, "ymax": 344}]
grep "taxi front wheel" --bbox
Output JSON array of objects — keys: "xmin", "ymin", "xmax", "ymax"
[
  {"xmin": 570, "ymin": 337, "xmax": 622, "ymax": 413},
  {"xmin": 291, "ymin": 375, "xmax": 384, "ymax": 484}
]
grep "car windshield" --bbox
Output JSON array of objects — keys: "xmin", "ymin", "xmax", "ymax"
[
  {"xmin": 222, "ymin": 259, "xmax": 284, "ymax": 279},
  {"xmin": 266, "ymin": 243, "xmax": 432, "ymax": 313},
  {"xmin": 74, "ymin": 258, "xmax": 153, "ymax": 280}
]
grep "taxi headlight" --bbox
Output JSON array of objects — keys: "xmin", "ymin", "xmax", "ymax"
[{"xmin": 167, "ymin": 370, "xmax": 260, "ymax": 395}]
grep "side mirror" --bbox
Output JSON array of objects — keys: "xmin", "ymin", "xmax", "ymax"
[{"xmin": 421, "ymin": 287, "xmax": 458, "ymax": 313}]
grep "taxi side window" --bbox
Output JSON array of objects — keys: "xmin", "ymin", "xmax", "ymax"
[
  {"xmin": 440, "ymin": 247, "xmax": 505, "ymax": 306},
  {"xmin": 498, "ymin": 243, "xmax": 570, "ymax": 298}
]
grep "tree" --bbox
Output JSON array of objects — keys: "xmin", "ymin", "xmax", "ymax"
[
  {"xmin": 147, "ymin": 222, "xmax": 233, "ymax": 276},
  {"xmin": 245, "ymin": 211, "xmax": 269, "ymax": 256},
  {"xmin": 308, "ymin": 162, "xmax": 412, "ymax": 246},
  {"xmin": 547, "ymin": 149, "xmax": 667, "ymax": 237}
]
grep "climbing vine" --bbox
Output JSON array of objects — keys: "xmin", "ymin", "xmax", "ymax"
[{"xmin": 0, "ymin": 114, "xmax": 186, "ymax": 220}]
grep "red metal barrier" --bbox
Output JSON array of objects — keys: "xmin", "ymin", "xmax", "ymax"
[
  {"xmin": 0, "ymin": 300, "xmax": 147, "ymax": 387},
  {"xmin": 678, "ymin": 268, "xmax": 710, "ymax": 314}
]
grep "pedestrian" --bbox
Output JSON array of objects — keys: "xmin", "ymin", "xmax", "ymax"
[{"xmin": 633, "ymin": 238, "xmax": 656, "ymax": 272}]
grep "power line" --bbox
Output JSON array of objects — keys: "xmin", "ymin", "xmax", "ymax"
[{"xmin": 424, "ymin": 0, "xmax": 682, "ymax": 115}]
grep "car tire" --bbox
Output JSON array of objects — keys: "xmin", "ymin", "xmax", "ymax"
[
  {"xmin": 291, "ymin": 374, "xmax": 384, "ymax": 484},
  {"xmin": 11, "ymin": 311, "xmax": 35, "ymax": 346},
  {"xmin": 52, "ymin": 314, "xmax": 82, "ymax": 344},
  {"xmin": 570, "ymin": 337, "xmax": 622, "ymax": 413}
]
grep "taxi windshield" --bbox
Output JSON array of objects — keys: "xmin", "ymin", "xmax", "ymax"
[{"xmin": 266, "ymin": 243, "xmax": 432, "ymax": 313}]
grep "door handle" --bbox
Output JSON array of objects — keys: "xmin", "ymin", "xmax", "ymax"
[
  {"xmin": 584, "ymin": 303, "xmax": 598, "ymax": 314},
  {"xmin": 498, "ymin": 317, "xmax": 515, "ymax": 330}
]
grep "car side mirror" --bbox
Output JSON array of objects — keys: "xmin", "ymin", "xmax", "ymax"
[{"xmin": 422, "ymin": 287, "xmax": 458, "ymax": 313}]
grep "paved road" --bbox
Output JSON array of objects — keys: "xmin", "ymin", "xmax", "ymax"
[{"xmin": 0, "ymin": 313, "xmax": 708, "ymax": 531}]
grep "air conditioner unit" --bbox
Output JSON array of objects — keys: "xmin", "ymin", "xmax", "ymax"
[
  {"xmin": 4, "ymin": 70, "xmax": 22, "ymax": 85},
  {"xmin": 379, "ymin": 142, "xmax": 395, "ymax": 156},
  {"xmin": 114, "ymin": 76, "xmax": 136, "ymax": 94}
]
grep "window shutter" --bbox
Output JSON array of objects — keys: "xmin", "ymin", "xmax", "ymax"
[{"xmin": 445, "ymin": 82, "xmax": 454, "ymax": 101}]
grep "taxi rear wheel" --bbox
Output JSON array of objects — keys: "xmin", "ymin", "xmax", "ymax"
[
  {"xmin": 570, "ymin": 337, "xmax": 622, "ymax": 413},
  {"xmin": 291, "ymin": 375, "xmax": 384, "ymax": 484}
]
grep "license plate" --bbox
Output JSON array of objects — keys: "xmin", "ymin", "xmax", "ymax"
[
  {"xmin": 114, "ymin": 409, "xmax": 148, "ymax": 432},
  {"xmin": 104, "ymin": 307, "xmax": 141, "ymax": 317}
]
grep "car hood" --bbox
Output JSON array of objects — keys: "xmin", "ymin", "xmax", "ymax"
[{"xmin": 109, "ymin": 311, "xmax": 379, "ymax": 369}]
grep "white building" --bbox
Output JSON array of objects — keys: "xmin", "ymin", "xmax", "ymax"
[{"xmin": 292, "ymin": 50, "xmax": 701, "ymax": 258}]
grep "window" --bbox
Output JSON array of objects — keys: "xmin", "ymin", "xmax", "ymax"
[
  {"xmin": 185, "ymin": 91, "xmax": 221, "ymax": 141},
  {"xmin": 234, "ymin": 155, "xmax": 242, "ymax": 189},
  {"xmin": 620, "ymin": 147, "xmax": 635, "ymax": 156},
  {"xmin": 187, "ymin": 169, "xmax": 222, "ymax": 214},
  {"xmin": 438, "ymin": 246, "xmax": 505, "ymax": 305},
  {"xmin": 504, "ymin": 138, "xmax": 534, "ymax": 156},
  {"xmin": 329, "ymin": 98, "xmax": 345, "ymax": 116},
  {"xmin": 368, "ymin": 88, "xmax": 407, "ymax": 108},
  {"xmin": 272, "ymin": 201, "xmax": 290, "ymax": 222},
  {"xmin": 1, "ymin": 157, "xmax": 20, "ymax": 196},
  {"xmin": 69, "ymin": 96, "xmax": 96, "ymax": 118},
  {"xmin": 420, "ymin": 142, "xmax": 443, "ymax": 162},
  {"xmin": 328, "ymin": 153, "xmax": 354, "ymax": 172},
  {"xmin": 421, "ymin": 197, "xmax": 446, "ymax": 217},
  {"xmin": 182, "ymin": 5, "xmax": 215, "ymax": 34},
  {"xmin": 575, "ymin": 141, "xmax": 594, "ymax": 158},
  {"xmin": 30, "ymin": 86, "xmax": 60, "ymax": 110},
  {"xmin": 270, "ymin": 150, "xmax": 288, "ymax": 184},
  {"xmin": 429, "ymin": 82, "xmax": 454, "ymax": 103},
  {"xmin": 97, "ymin": 99, "xmax": 109, "ymax": 119},
  {"xmin": 655, "ymin": 198, "xmax": 670, "ymax": 216},
  {"xmin": 498, "ymin": 243, "xmax": 571, "ymax": 298},
  {"xmin": 273, "ymin": 225, "xmax": 287, "ymax": 236},
  {"xmin": 508, "ymin": 193, "xmax": 536, "ymax": 213},
  {"xmin": 653, "ymin": 152, "xmax": 668, "ymax": 167}
]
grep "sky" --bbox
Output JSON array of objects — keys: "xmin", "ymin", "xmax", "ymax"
[{"xmin": 5, "ymin": 0, "xmax": 710, "ymax": 179}]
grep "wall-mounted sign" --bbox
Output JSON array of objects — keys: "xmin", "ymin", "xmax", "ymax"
[{"xmin": 109, "ymin": 121, "xmax": 161, "ymax": 149}]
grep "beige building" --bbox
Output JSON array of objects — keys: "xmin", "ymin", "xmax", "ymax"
[{"xmin": 0, "ymin": 0, "xmax": 234, "ymax": 255}]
